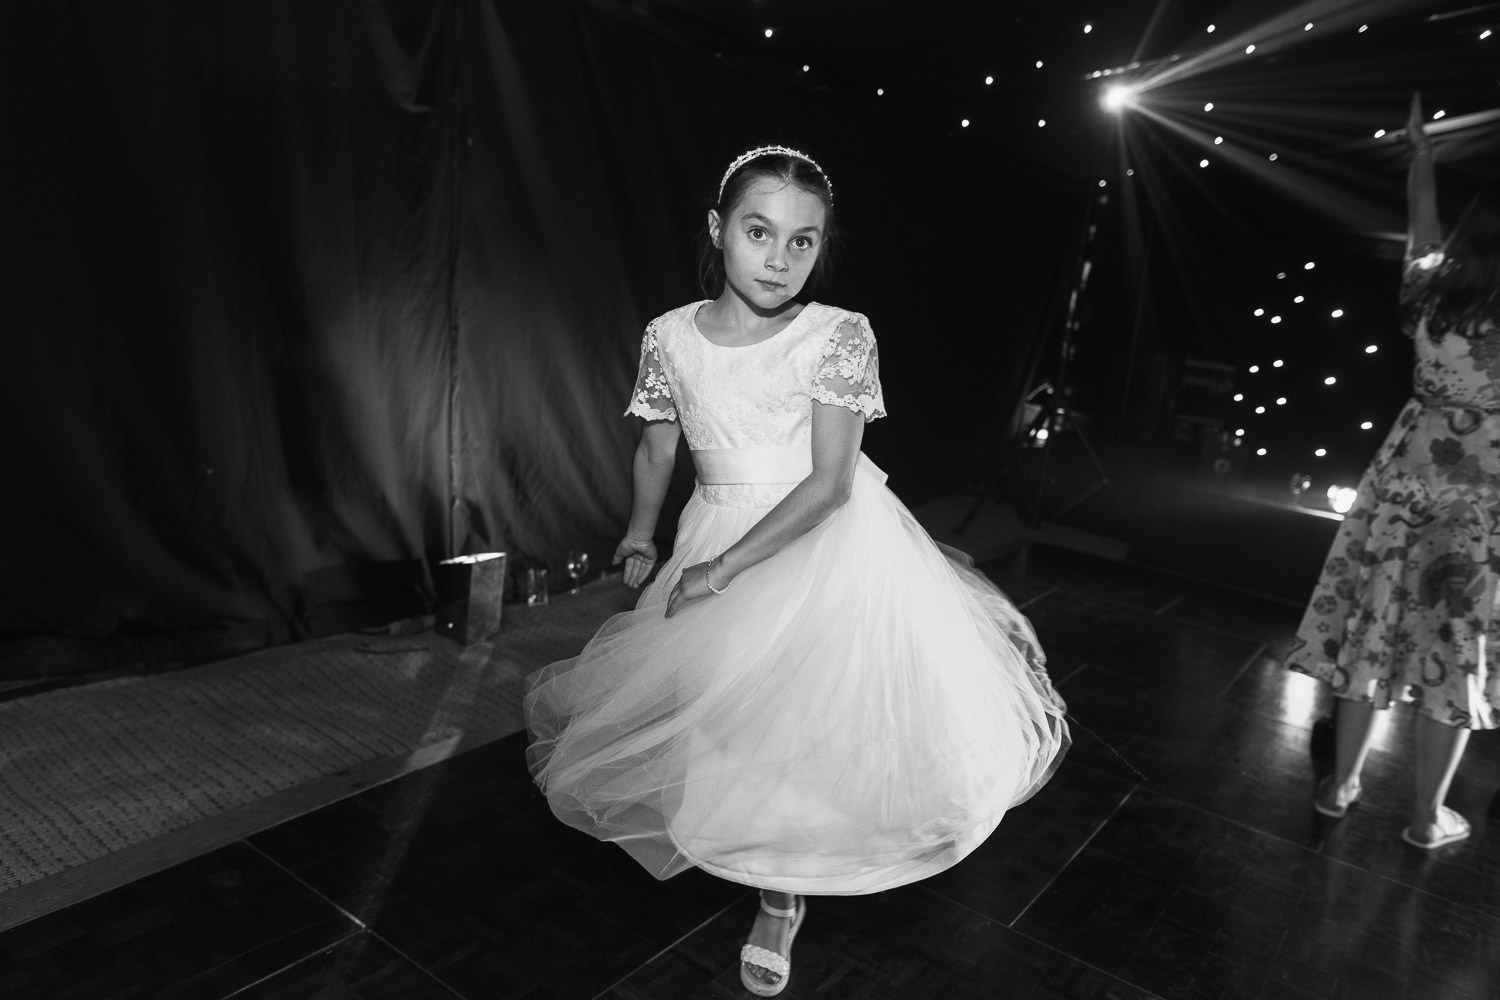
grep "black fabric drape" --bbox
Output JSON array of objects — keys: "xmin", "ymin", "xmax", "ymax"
[{"xmin": 1, "ymin": 0, "xmax": 1057, "ymax": 678}]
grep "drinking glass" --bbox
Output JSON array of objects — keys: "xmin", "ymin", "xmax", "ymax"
[{"xmin": 565, "ymin": 550, "xmax": 590, "ymax": 595}]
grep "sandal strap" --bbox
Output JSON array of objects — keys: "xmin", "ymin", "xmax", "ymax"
[
  {"xmin": 740, "ymin": 943, "xmax": 790, "ymax": 978},
  {"xmin": 758, "ymin": 895, "xmax": 799, "ymax": 920}
]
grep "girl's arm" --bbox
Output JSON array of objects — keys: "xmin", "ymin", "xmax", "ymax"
[
  {"xmin": 664, "ymin": 401, "xmax": 863, "ymax": 617},
  {"xmin": 614, "ymin": 419, "xmax": 682, "ymax": 589},
  {"xmin": 1406, "ymin": 91, "xmax": 1441, "ymax": 253}
]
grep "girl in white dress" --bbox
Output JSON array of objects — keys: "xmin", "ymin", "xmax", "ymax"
[{"xmin": 524, "ymin": 146, "xmax": 1069, "ymax": 996}]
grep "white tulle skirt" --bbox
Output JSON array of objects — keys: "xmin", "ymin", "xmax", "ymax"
[{"xmin": 523, "ymin": 456, "xmax": 1069, "ymax": 895}]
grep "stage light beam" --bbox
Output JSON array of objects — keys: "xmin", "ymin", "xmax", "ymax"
[{"xmin": 1101, "ymin": 83, "xmax": 1140, "ymax": 113}]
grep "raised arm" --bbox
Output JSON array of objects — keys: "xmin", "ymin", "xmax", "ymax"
[
  {"xmin": 1406, "ymin": 91, "xmax": 1441, "ymax": 254},
  {"xmin": 615, "ymin": 419, "xmax": 681, "ymax": 588}
]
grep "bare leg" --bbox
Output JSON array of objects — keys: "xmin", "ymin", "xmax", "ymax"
[
  {"xmin": 1318, "ymin": 697, "xmax": 1377, "ymax": 810},
  {"xmin": 742, "ymin": 889, "xmax": 802, "ymax": 990},
  {"xmin": 1411, "ymin": 712, "xmax": 1470, "ymax": 830}
]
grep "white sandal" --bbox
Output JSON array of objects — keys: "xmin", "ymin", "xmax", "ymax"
[{"xmin": 739, "ymin": 892, "xmax": 806, "ymax": 997}]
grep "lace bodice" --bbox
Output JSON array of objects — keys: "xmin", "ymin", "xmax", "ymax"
[
  {"xmin": 626, "ymin": 301, "xmax": 884, "ymax": 505},
  {"xmin": 1404, "ymin": 248, "xmax": 1500, "ymax": 409}
]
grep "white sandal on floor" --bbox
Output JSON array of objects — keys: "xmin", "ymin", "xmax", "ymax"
[{"xmin": 739, "ymin": 893, "xmax": 806, "ymax": 997}]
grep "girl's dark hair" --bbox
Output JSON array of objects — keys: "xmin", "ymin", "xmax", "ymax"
[
  {"xmin": 1409, "ymin": 184, "xmax": 1500, "ymax": 339},
  {"xmin": 697, "ymin": 151, "xmax": 837, "ymax": 299}
]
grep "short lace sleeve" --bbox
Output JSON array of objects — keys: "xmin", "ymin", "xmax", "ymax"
[
  {"xmin": 624, "ymin": 322, "xmax": 677, "ymax": 421},
  {"xmin": 812, "ymin": 315, "xmax": 886, "ymax": 421}
]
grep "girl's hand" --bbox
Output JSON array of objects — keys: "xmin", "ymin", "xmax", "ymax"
[
  {"xmin": 665, "ymin": 560, "xmax": 716, "ymax": 618},
  {"xmin": 1405, "ymin": 91, "xmax": 1431, "ymax": 152},
  {"xmin": 613, "ymin": 537, "xmax": 658, "ymax": 589}
]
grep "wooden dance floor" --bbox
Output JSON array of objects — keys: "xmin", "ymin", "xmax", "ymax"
[{"xmin": 2, "ymin": 543, "xmax": 1496, "ymax": 999}]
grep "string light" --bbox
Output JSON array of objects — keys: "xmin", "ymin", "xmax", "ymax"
[
  {"xmin": 1245, "ymin": 44, "xmax": 1257, "ymax": 54},
  {"xmin": 1083, "ymin": 23, "xmax": 1093, "ymax": 34},
  {"xmin": 1257, "ymin": 448, "xmax": 1268, "ymax": 456},
  {"xmin": 764, "ymin": 27, "xmax": 774, "ymax": 38},
  {"xmin": 1249, "ymin": 365, "xmax": 1260, "ymax": 373},
  {"xmin": 1214, "ymin": 136, "xmax": 1224, "ymax": 145},
  {"xmin": 1304, "ymin": 261, "xmax": 1316, "ymax": 270},
  {"xmin": 876, "ymin": 87, "xmax": 885, "ymax": 96},
  {"xmin": 1037, "ymin": 118, "xmax": 1047, "ymax": 127},
  {"xmin": 1304, "ymin": 22, "xmax": 1314, "ymax": 31},
  {"xmin": 1276, "ymin": 396, "xmax": 1288, "ymax": 405},
  {"xmin": 1204, "ymin": 102, "xmax": 1215, "ymax": 111},
  {"xmin": 1358, "ymin": 24, "xmax": 1368, "ymax": 33},
  {"xmin": 1433, "ymin": 110, "xmax": 1447, "ymax": 119},
  {"xmin": 1256, "ymin": 405, "xmax": 1267, "ymax": 413},
  {"xmin": 1328, "ymin": 486, "xmax": 1357, "ymax": 513},
  {"xmin": 1269, "ymin": 153, "xmax": 1279, "ymax": 161},
  {"xmin": 1271, "ymin": 315, "xmax": 1282, "ymax": 324},
  {"xmin": 1332, "ymin": 309, "xmax": 1345, "ymax": 318},
  {"xmin": 1374, "ymin": 129, "xmax": 1386, "ymax": 138},
  {"xmin": 1314, "ymin": 447, "xmax": 1326, "ymax": 456},
  {"xmin": 985, "ymin": 75, "xmax": 994, "ymax": 85},
  {"xmin": 1482, "ymin": 29, "xmax": 1492, "ymax": 40},
  {"xmin": 1233, "ymin": 393, "xmax": 1245, "ymax": 401},
  {"xmin": 1293, "ymin": 295, "xmax": 1304, "ymax": 303},
  {"xmin": 1235, "ymin": 427, "xmax": 1245, "ymax": 436},
  {"xmin": 1207, "ymin": 24, "xmax": 1216, "ymax": 33},
  {"xmin": 1273, "ymin": 360, "xmax": 1284, "ymax": 367},
  {"xmin": 1199, "ymin": 158, "xmax": 1210, "ymax": 168},
  {"xmin": 1360, "ymin": 421, "xmax": 1374, "ymax": 430},
  {"xmin": 1035, "ymin": 60, "xmax": 1044, "ymax": 68},
  {"xmin": 802, "ymin": 64, "xmax": 810, "ymax": 72},
  {"xmin": 1254, "ymin": 308, "xmax": 1265, "ymax": 316},
  {"xmin": 1324, "ymin": 376, "xmax": 1337, "ymax": 385},
  {"xmin": 1364, "ymin": 343, "xmax": 1377, "ymax": 353}
]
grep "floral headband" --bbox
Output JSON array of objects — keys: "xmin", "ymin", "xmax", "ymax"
[{"xmin": 717, "ymin": 145, "xmax": 833, "ymax": 205}]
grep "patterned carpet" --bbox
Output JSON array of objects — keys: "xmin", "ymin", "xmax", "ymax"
[{"xmin": 0, "ymin": 578, "xmax": 637, "ymax": 929}]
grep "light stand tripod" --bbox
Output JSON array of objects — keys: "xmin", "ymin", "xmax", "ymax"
[{"xmin": 954, "ymin": 183, "xmax": 1133, "ymax": 539}]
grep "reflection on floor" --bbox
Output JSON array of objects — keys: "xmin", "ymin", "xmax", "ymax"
[{"xmin": 2, "ymin": 543, "xmax": 1497, "ymax": 1000}]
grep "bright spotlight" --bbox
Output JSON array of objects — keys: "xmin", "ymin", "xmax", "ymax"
[
  {"xmin": 1101, "ymin": 83, "xmax": 1138, "ymax": 113},
  {"xmin": 1327, "ymin": 486, "xmax": 1357, "ymax": 515}
]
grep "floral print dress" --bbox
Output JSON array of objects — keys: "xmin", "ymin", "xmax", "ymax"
[{"xmin": 1287, "ymin": 247, "xmax": 1500, "ymax": 729}]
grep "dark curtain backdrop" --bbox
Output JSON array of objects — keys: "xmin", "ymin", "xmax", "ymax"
[{"xmin": 1, "ymin": 0, "xmax": 1069, "ymax": 677}]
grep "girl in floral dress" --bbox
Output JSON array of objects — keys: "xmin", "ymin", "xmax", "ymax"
[
  {"xmin": 524, "ymin": 146, "xmax": 1069, "ymax": 995},
  {"xmin": 1287, "ymin": 94, "xmax": 1500, "ymax": 850}
]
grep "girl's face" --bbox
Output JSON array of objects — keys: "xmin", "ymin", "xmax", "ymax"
[{"xmin": 709, "ymin": 178, "xmax": 827, "ymax": 312}]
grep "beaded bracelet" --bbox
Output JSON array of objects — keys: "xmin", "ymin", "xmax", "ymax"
[{"xmin": 705, "ymin": 556, "xmax": 728, "ymax": 595}]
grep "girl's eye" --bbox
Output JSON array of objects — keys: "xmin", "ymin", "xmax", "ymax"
[
  {"xmin": 747, "ymin": 227, "xmax": 768, "ymax": 240},
  {"xmin": 792, "ymin": 236, "xmax": 814, "ymax": 251}
]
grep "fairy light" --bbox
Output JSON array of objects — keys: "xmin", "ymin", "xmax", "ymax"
[
  {"xmin": 1233, "ymin": 393, "xmax": 1245, "ymax": 401},
  {"xmin": 1374, "ymin": 129, "xmax": 1387, "ymax": 138},
  {"xmin": 1276, "ymin": 397, "xmax": 1288, "ymax": 405},
  {"xmin": 1255, "ymin": 405, "xmax": 1266, "ymax": 413},
  {"xmin": 802, "ymin": 64, "xmax": 810, "ymax": 72},
  {"xmin": 1271, "ymin": 316, "xmax": 1282, "ymax": 324},
  {"xmin": 985, "ymin": 75, "xmax": 994, "ymax": 85},
  {"xmin": 1199, "ymin": 158, "xmax": 1210, "ymax": 168},
  {"xmin": 1083, "ymin": 23, "xmax": 1093, "ymax": 33},
  {"xmin": 1304, "ymin": 22, "xmax": 1314, "ymax": 31},
  {"xmin": 876, "ymin": 87, "xmax": 884, "ymax": 96},
  {"xmin": 1304, "ymin": 261, "xmax": 1316, "ymax": 270},
  {"xmin": 1249, "ymin": 365, "xmax": 1260, "ymax": 373},
  {"xmin": 1293, "ymin": 295, "xmax": 1304, "ymax": 304},
  {"xmin": 1035, "ymin": 60, "xmax": 1044, "ymax": 69},
  {"xmin": 1254, "ymin": 308, "xmax": 1265, "ymax": 316},
  {"xmin": 1257, "ymin": 448, "xmax": 1268, "ymax": 456},
  {"xmin": 1207, "ymin": 24, "xmax": 1216, "ymax": 33},
  {"xmin": 1328, "ymin": 486, "xmax": 1357, "ymax": 513},
  {"xmin": 1360, "ymin": 421, "xmax": 1374, "ymax": 430},
  {"xmin": 1364, "ymin": 343, "xmax": 1377, "ymax": 353},
  {"xmin": 1324, "ymin": 376, "xmax": 1337, "ymax": 385},
  {"xmin": 1214, "ymin": 136, "xmax": 1224, "ymax": 145},
  {"xmin": 1269, "ymin": 153, "xmax": 1279, "ymax": 161},
  {"xmin": 1204, "ymin": 102, "xmax": 1215, "ymax": 111},
  {"xmin": 1314, "ymin": 447, "xmax": 1327, "ymax": 456},
  {"xmin": 1332, "ymin": 309, "xmax": 1345, "ymax": 318},
  {"xmin": 1481, "ymin": 29, "xmax": 1492, "ymax": 40},
  {"xmin": 961, "ymin": 118, "xmax": 970, "ymax": 127},
  {"xmin": 1273, "ymin": 360, "xmax": 1284, "ymax": 367},
  {"xmin": 764, "ymin": 27, "xmax": 774, "ymax": 38},
  {"xmin": 1245, "ymin": 44, "xmax": 1256, "ymax": 54},
  {"xmin": 1235, "ymin": 427, "xmax": 1245, "ymax": 436},
  {"xmin": 1037, "ymin": 119, "xmax": 1047, "ymax": 127}
]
